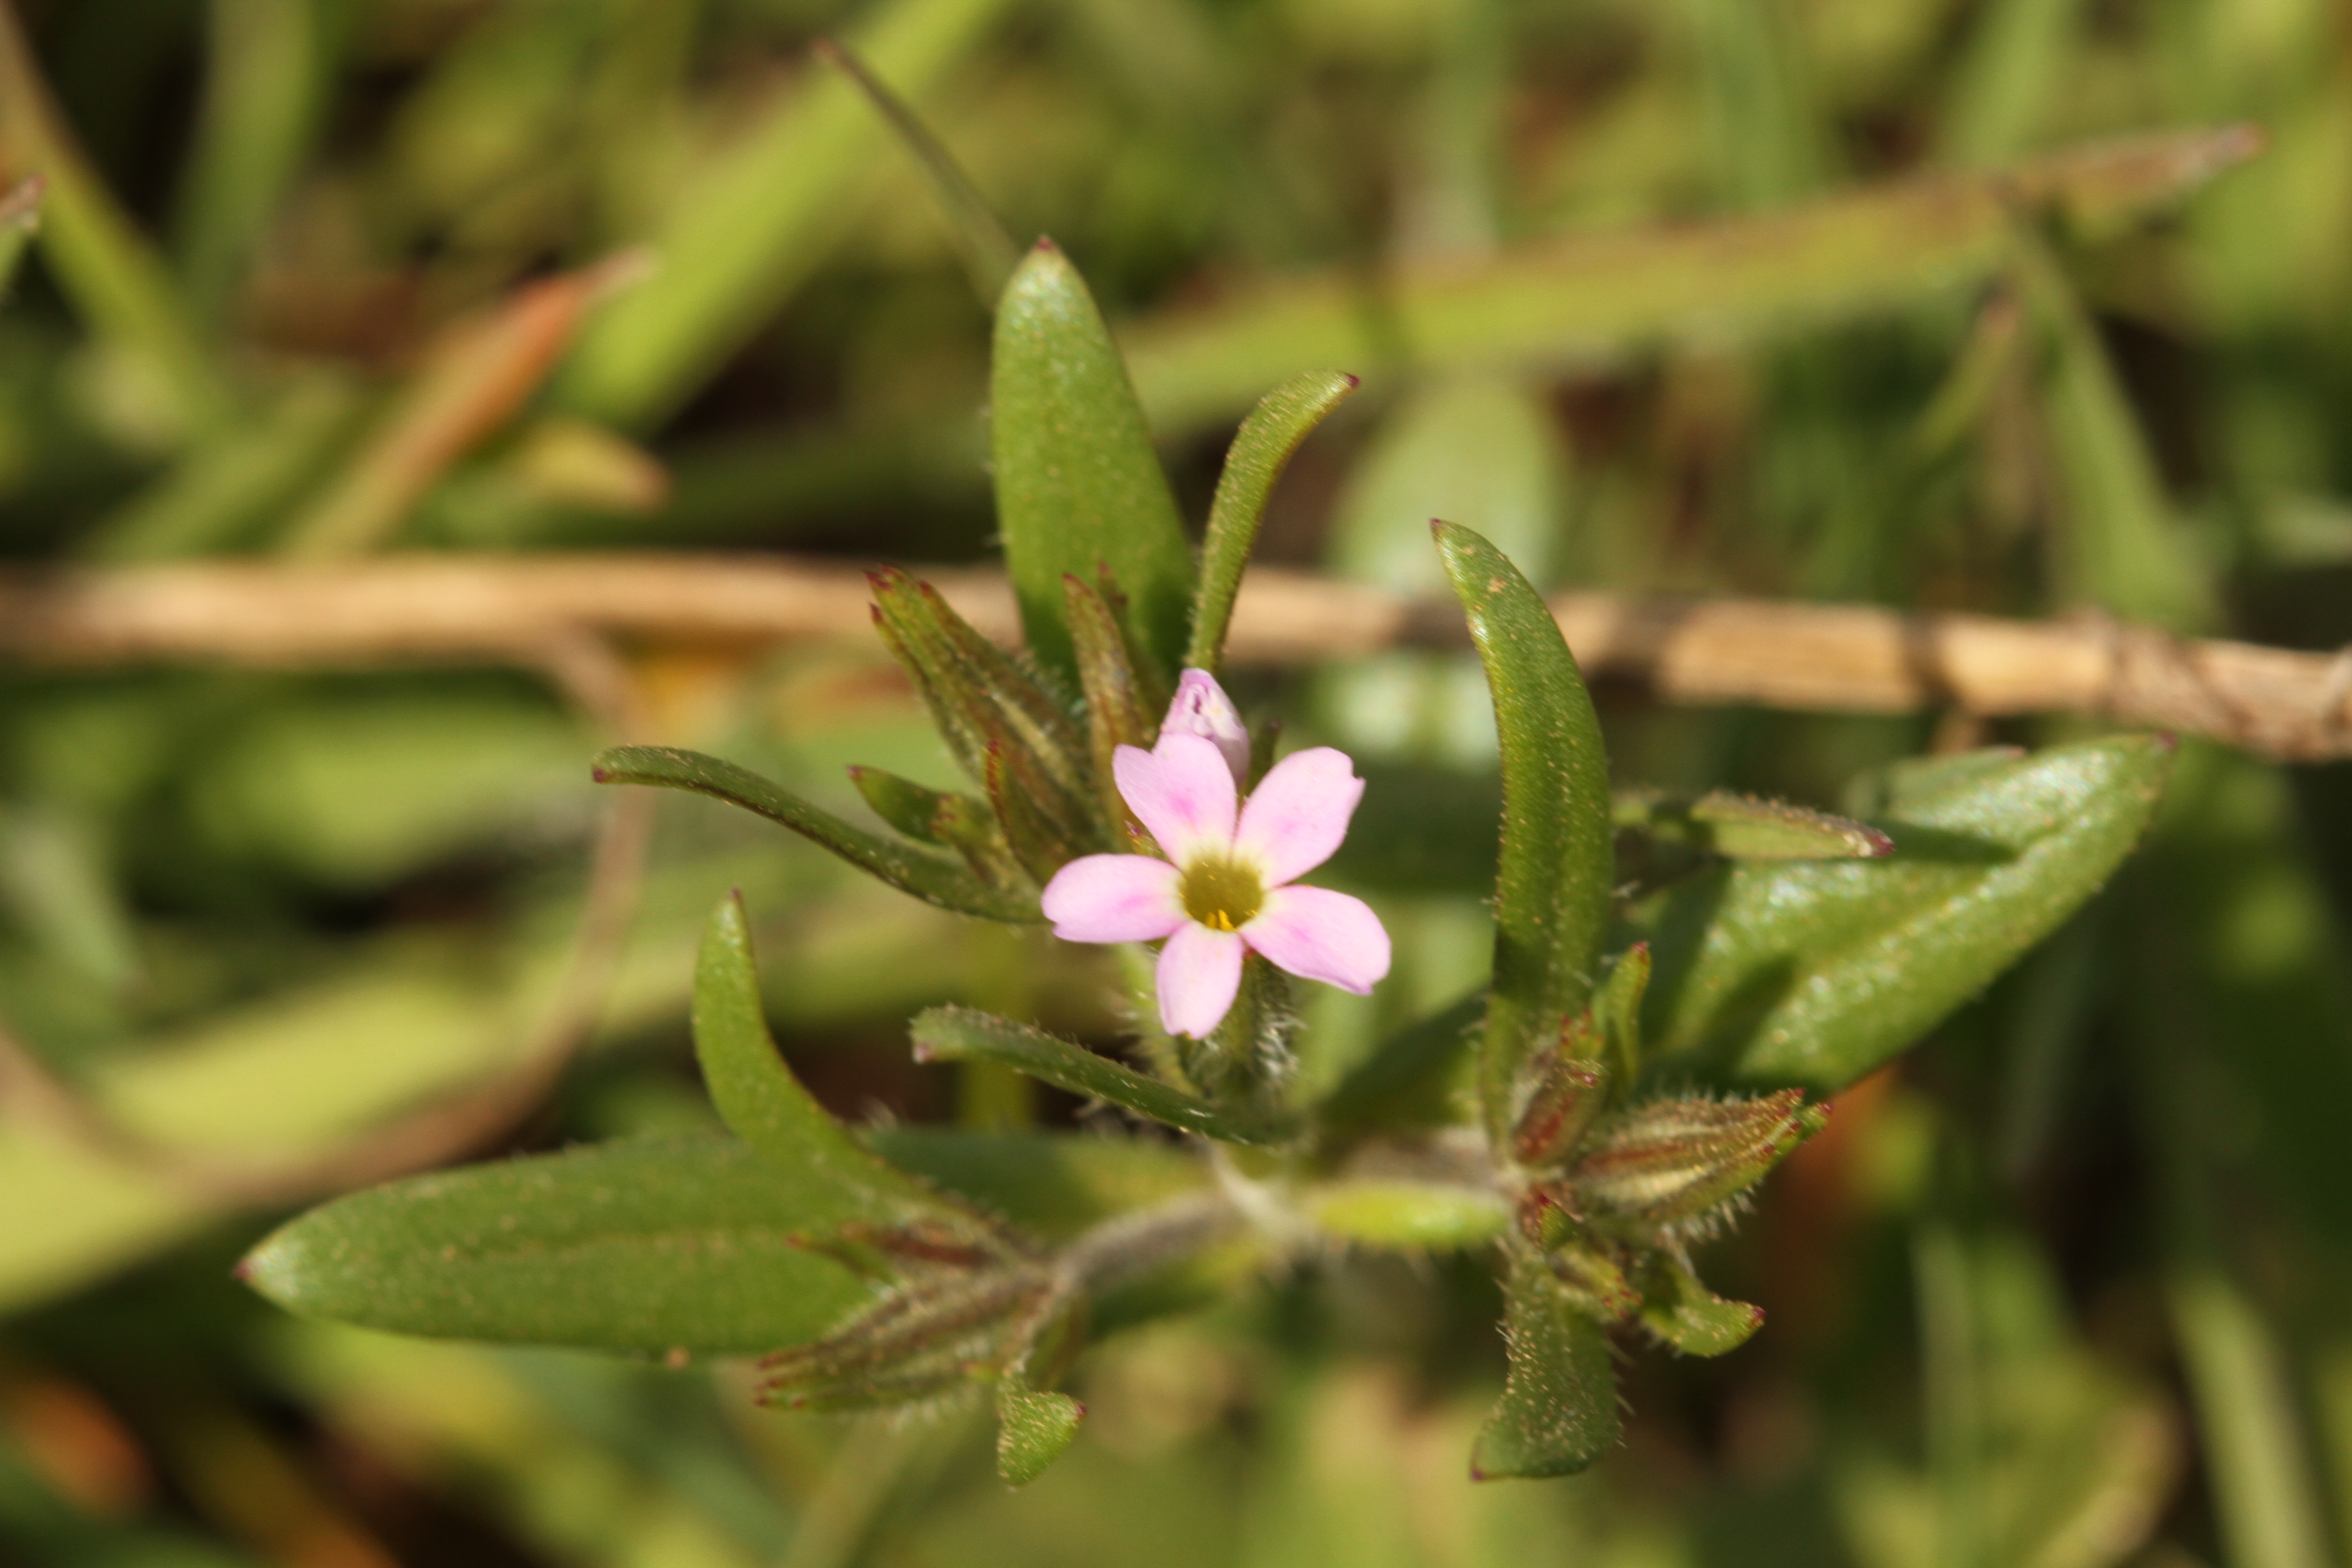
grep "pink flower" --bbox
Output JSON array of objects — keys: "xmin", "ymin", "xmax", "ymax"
[{"xmin": 1041, "ymin": 670, "xmax": 1391, "ymax": 1039}]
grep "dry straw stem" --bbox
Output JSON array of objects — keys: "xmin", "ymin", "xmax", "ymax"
[{"xmin": 5, "ymin": 554, "xmax": 2352, "ymax": 760}]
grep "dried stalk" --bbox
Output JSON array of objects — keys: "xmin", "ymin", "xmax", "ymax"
[{"xmin": 4, "ymin": 554, "xmax": 2350, "ymax": 760}]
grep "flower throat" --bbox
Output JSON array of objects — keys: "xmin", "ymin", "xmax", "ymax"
[{"xmin": 1178, "ymin": 856, "xmax": 1264, "ymax": 932}]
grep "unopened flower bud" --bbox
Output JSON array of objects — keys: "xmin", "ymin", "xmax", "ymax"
[
  {"xmin": 1570, "ymin": 1089, "xmax": 1827, "ymax": 1227},
  {"xmin": 1161, "ymin": 667, "xmax": 1251, "ymax": 785}
]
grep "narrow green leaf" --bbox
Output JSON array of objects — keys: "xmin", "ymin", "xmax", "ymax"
[
  {"xmin": 996, "ymin": 1381, "xmax": 1086, "ymax": 1486},
  {"xmin": 1186, "ymin": 369, "xmax": 1359, "ymax": 671},
  {"xmin": 1637, "ymin": 1256, "xmax": 1764, "ymax": 1357},
  {"xmin": 695, "ymin": 891, "xmax": 947, "ymax": 1209},
  {"xmin": 848, "ymin": 764, "xmax": 963, "ymax": 845},
  {"xmin": 911, "ymin": 1005, "xmax": 1289, "ymax": 1144},
  {"xmin": 238, "ymin": 1136, "xmax": 874, "ymax": 1354},
  {"xmin": 592, "ymin": 745, "xmax": 1041, "ymax": 923},
  {"xmin": 1686, "ymin": 791, "xmax": 1894, "ymax": 859},
  {"xmin": 1434, "ymin": 521, "xmax": 1614, "ymax": 1147},
  {"xmin": 992, "ymin": 240, "xmax": 1193, "ymax": 684},
  {"xmin": 554, "ymin": 0, "xmax": 1012, "ymax": 429},
  {"xmin": 812, "ymin": 36, "xmax": 1019, "ymax": 304},
  {"xmin": 1120, "ymin": 128, "xmax": 2257, "ymax": 437},
  {"xmin": 1472, "ymin": 1259, "xmax": 1622, "ymax": 1480},
  {"xmin": 1630, "ymin": 734, "xmax": 2172, "ymax": 1092}
]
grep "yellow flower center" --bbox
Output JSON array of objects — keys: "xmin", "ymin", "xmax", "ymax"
[{"xmin": 1178, "ymin": 855, "xmax": 1265, "ymax": 932}]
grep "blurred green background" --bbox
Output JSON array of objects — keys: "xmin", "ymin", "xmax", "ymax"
[{"xmin": 2, "ymin": 0, "xmax": 2351, "ymax": 1564}]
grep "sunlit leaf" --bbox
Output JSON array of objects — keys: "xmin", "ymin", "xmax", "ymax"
[
  {"xmin": 991, "ymin": 239, "xmax": 1193, "ymax": 684},
  {"xmin": 1631, "ymin": 734, "xmax": 2172, "ymax": 1092},
  {"xmin": 593, "ymin": 745, "xmax": 1041, "ymax": 923},
  {"xmin": 1186, "ymin": 369, "xmax": 1358, "ymax": 670},
  {"xmin": 694, "ymin": 890, "xmax": 948, "ymax": 1210},
  {"xmin": 1435, "ymin": 521, "xmax": 1614, "ymax": 1146}
]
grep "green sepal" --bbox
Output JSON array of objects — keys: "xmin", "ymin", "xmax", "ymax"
[
  {"xmin": 1631, "ymin": 735, "xmax": 2173, "ymax": 1092},
  {"xmin": 1303, "ymin": 1181, "xmax": 1511, "ymax": 1250},
  {"xmin": 593, "ymin": 745, "xmax": 1042, "ymax": 923},
  {"xmin": 1186, "ymin": 369, "xmax": 1360, "ymax": 671},
  {"xmin": 985, "ymin": 739, "xmax": 1093, "ymax": 882},
  {"xmin": 1533, "ymin": 1221, "xmax": 1642, "ymax": 1322},
  {"xmin": 1434, "ymin": 521, "xmax": 1614, "ymax": 1148},
  {"xmin": 1507, "ymin": 1030, "xmax": 1609, "ymax": 1171},
  {"xmin": 848, "ymin": 764, "xmax": 963, "ymax": 845},
  {"xmin": 1471, "ymin": 1254, "xmax": 1622, "ymax": 1480},
  {"xmin": 992, "ymin": 239, "xmax": 1193, "ymax": 685},
  {"xmin": 694, "ymin": 891, "xmax": 964, "ymax": 1212},
  {"xmin": 1636, "ymin": 1255, "xmax": 1764, "ymax": 1357},
  {"xmin": 911, "ymin": 1005, "xmax": 1292, "ymax": 1145},
  {"xmin": 869, "ymin": 568, "xmax": 1091, "ymax": 806},
  {"xmin": 1616, "ymin": 789, "xmax": 1893, "ymax": 860},
  {"xmin": 1570, "ymin": 1089, "xmax": 1825, "ymax": 1228},
  {"xmin": 997, "ymin": 1382, "xmax": 1087, "ymax": 1485},
  {"xmin": 1063, "ymin": 572, "xmax": 1160, "ymax": 834},
  {"xmin": 847, "ymin": 765, "xmax": 1027, "ymax": 889},
  {"xmin": 1594, "ymin": 943, "xmax": 1650, "ymax": 1092}
]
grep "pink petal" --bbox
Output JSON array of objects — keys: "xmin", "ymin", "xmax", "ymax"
[
  {"xmin": 1234, "ymin": 747, "xmax": 1364, "ymax": 886},
  {"xmin": 1242, "ymin": 885, "xmax": 1390, "ymax": 995},
  {"xmin": 1040, "ymin": 854, "xmax": 1186, "ymax": 943},
  {"xmin": 1113, "ymin": 733, "xmax": 1236, "ymax": 862},
  {"xmin": 1160, "ymin": 668, "xmax": 1250, "ymax": 785},
  {"xmin": 1156, "ymin": 921, "xmax": 1245, "ymax": 1038}
]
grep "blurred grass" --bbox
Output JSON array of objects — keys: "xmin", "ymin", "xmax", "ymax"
[{"xmin": 1, "ymin": 0, "xmax": 2351, "ymax": 1564}]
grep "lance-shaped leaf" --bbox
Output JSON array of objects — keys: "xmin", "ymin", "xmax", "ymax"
[
  {"xmin": 911, "ymin": 1005, "xmax": 1291, "ymax": 1145},
  {"xmin": 238, "ymin": 1136, "xmax": 876, "ymax": 1354},
  {"xmin": 1637, "ymin": 1255, "xmax": 1764, "ymax": 1357},
  {"xmin": 1186, "ymin": 370, "xmax": 1360, "ymax": 670},
  {"xmin": 1571, "ymin": 1089, "xmax": 1825, "ymax": 1228},
  {"xmin": 240, "ymin": 1129, "xmax": 1205, "ymax": 1354},
  {"xmin": 1615, "ymin": 789, "xmax": 1893, "ymax": 859},
  {"xmin": 592, "ymin": 745, "xmax": 1042, "ymax": 923},
  {"xmin": 1472, "ymin": 1257, "xmax": 1622, "ymax": 1480},
  {"xmin": 993, "ymin": 240, "xmax": 1194, "ymax": 684},
  {"xmin": 696, "ymin": 891, "xmax": 963, "ymax": 1212},
  {"xmin": 847, "ymin": 764, "xmax": 1025, "ymax": 888},
  {"xmin": 1435, "ymin": 521, "xmax": 1614, "ymax": 1147},
  {"xmin": 760, "ymin": 1265, "xmax": 1048, "ymax": 1409},
  {"xmin": 985, "ymin": 740, "xmax": 1092, "ymax": 882},
  {"xmin": 1629, "ymin": 734, "xmax": 2172, "ymax": 1091}
]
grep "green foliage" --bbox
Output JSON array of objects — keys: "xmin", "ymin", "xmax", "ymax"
[
  {"xmin": 991, "ymin": 240, "xmax": 1195, "ymax": 685},
  {"xmin": 1187, "ymin": 369, "xmax": 1361, "ymax": 671},
  {"xmin": 1631, "ymin": 735, "xmax": 2174, "ymax": 1091},
  {"xmin": 592, "ymin": 744, "xmax": 1041, "ymax": 922},
  {"xmin": 912, "ymin": 1005, "xmax": 1290, "ymax": 1145},
  {"xmin": 1434, "ymin": 520, "xmax": 1615, "ymax": 1145},
  {"xmin": 1472, "ymin": 1262, "xmax": 1622, "ymax": 1480}
]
